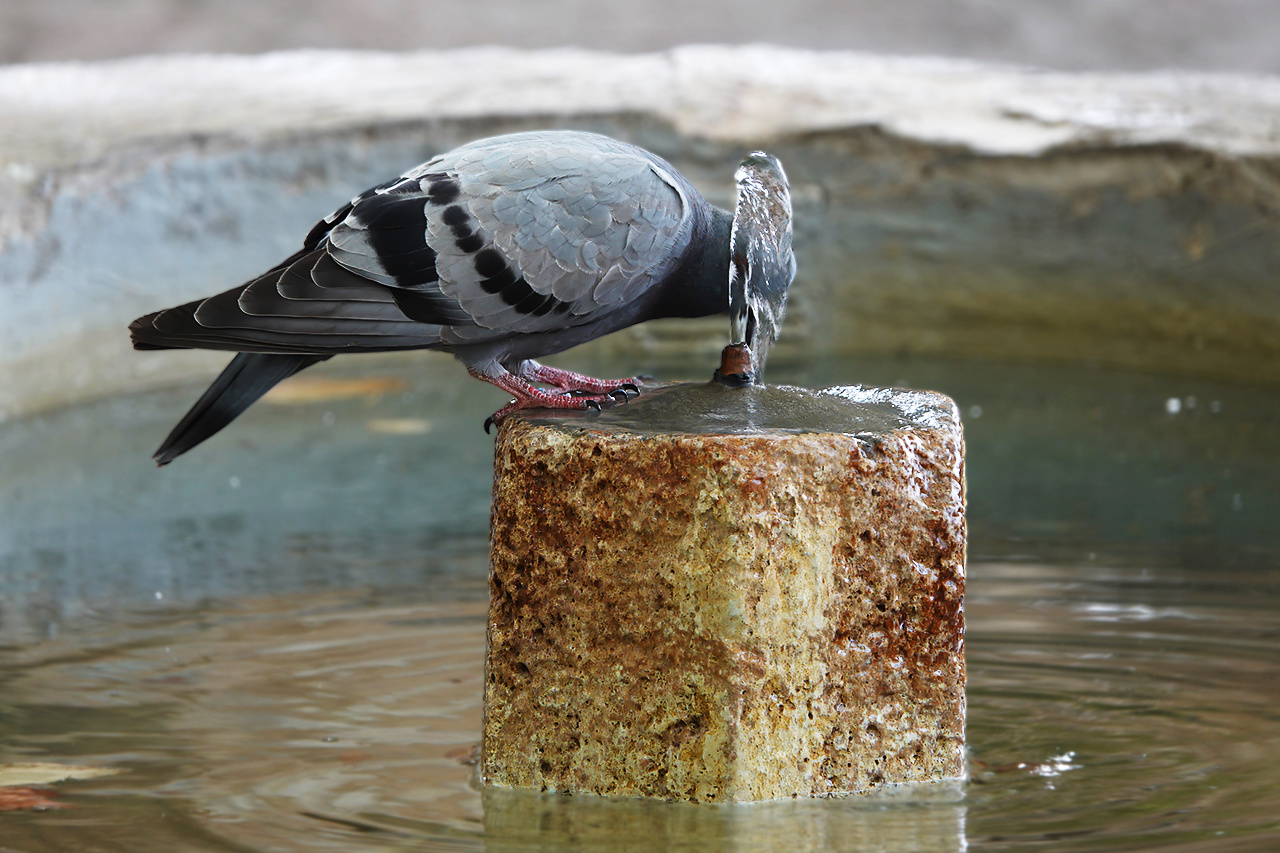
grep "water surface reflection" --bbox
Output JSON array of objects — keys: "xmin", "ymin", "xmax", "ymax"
[{"xmin": 1, "ymin": 353, "xmax": 1278, "ymax": 850}]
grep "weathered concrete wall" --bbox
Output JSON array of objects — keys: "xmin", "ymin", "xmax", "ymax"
[
  {"xmin": 3, "ymin": 47, "xmax": 1279, "ymax": 420},
  {"xmin": 8, "ymin": 1, "xmax": 1280, "ymax": 76}
]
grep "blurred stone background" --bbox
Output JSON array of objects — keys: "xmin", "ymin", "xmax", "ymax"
[
  {"xmin": 3, "ymin": 0, "xmax": 1279, "ymax": 73},
  {"xmin": 4, "ymin": 0, "xmax": 1280, "ymax": 421}
]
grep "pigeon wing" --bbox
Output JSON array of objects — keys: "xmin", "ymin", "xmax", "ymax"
[
  {"xmin": 130, "ymin": 248, "xmax": 447, "ymax": 354},
  {"xmin": 132, "ymin": 131, "xmax": 699, "ymax": 357},
  {"xmin": 323, "ymin": 131, "xmax": 697, "ymax": 341}
]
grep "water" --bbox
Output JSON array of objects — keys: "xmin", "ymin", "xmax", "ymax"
[
  {"xmin": 2, "ymin": 351, "xmax": 1279, "ymax": 851},
  {"xmin": 523, "ymin": 381, "xmax": 954, "ymax": 437}
]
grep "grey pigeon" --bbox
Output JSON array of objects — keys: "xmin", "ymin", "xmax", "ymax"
[{"xmin": 130, "ymin": 130, "xmax": 795, "ymax": 465}]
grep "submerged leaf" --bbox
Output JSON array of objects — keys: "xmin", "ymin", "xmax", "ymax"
[
  {"xmin": 0, "ymin": 786, "xmax": 68, "ymax": 811},
  {"xmin": 0, "ymin": 762, "xmax": 121, "ymax": 787},
  {"xmin": 261, "ymin": 376, "xmax": 406, "ymax": 404},
  {"xmin": 365, "ymin": 418, "xmax": 432, "ymax": 435}
]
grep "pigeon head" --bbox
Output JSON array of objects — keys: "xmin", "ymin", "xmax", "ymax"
[{"xmin": 727, "ymin": 151, "xmax": 796, "ymax": 383}]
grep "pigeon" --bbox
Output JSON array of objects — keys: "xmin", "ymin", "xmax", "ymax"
[{"xmin": 130, "ymin": 130, "xmax": 795, "ymax": 465}]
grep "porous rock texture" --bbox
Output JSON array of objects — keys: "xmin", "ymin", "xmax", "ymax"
[{"xmin": 482, "ymin": 383, "xmax": 966, "ymax": 803}]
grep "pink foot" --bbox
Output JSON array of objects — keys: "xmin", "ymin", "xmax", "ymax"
[
  {"xmin": 520, "ymin": 362, "xmax": 646, "ymax": 395},
  {"xmin": 470, "ymin": 365, "xmax": 645, "ymax": 434}
]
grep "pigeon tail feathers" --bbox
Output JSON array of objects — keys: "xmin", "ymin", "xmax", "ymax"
[{"xmin": 153, "ymin": 352, "xmax": 329, "ymax": 466}]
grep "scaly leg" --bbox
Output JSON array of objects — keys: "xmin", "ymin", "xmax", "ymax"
[
  {"xmin": 516, "ymin": 360, "xmax": 645, "ymax": 395},
  {"xmin": 469, "ymin": 364, "xmax": 640, "ymax": 433}
]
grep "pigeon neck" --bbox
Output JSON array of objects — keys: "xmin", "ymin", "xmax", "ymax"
[{"xmin": 656, "ymin": 204, "xmax": 733, "ymax": 319}]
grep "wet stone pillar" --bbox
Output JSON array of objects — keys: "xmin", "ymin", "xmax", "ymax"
[{"xmin": 482, "ymin": 382, "xmax": 966, "ymax": 803}]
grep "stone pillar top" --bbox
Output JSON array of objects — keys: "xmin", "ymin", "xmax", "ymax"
[{"xmin": 516, "ymin": 381, "xmax": 961, "ymax": 440}]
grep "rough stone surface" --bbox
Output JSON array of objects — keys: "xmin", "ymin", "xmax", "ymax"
[{"xmin": 483, "ymin": 383, "xmax": 966, "ymax": 803}]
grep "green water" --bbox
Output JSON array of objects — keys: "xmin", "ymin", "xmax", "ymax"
[{"xmin": 1, "ymin": 351, "xmax": 1278, "ymax": 851}]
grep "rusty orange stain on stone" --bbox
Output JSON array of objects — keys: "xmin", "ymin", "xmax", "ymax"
[{"xmin": 483, "ymin": 391, "xmax": 966, "ymax": 803}]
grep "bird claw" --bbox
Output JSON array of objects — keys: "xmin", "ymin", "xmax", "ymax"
[
  {"xmin": 483, "ymin": 381, "xmax": 633, "ymax": 432},
  {"xmin": 570, "ymin": 383, "xmax": 637, "ymax": 401}
]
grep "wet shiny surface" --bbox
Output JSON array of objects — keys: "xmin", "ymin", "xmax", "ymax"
[
  {"xmin": 2, "ymin": 352, "xmax": 1279, "ymax": 850},
  {"xmin": 525, "ymin": 381, "xmax": 953, "ymax": 438}
]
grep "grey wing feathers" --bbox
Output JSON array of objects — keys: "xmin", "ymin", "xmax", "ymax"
[
  {"xmin": 131, "ymin": 249, "xmax": 446, "ymax": 354},
  {"xmin": 329, "ymin": 131, "xmax": 696, "ymax": 335},
  {"xmin": 462, "ymin": 134, "xmax": 695, "ymax": 327},
  {"xmin": 130, "ymin": 130, "xmax": 697, "ymax": 357}
]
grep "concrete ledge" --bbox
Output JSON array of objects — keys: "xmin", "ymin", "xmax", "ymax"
[
  {"xmin": 7, "ymin": 47, "xmax": 1280, "ymax": 183},
  {"xmin": 4, "ymin": 47, "xmax": 1280, "ymax": 421}
]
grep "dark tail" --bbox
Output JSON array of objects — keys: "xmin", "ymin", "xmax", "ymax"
[{"xmin": 154, "ymin": 352, "xmax": 329, "ymax": 466}]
